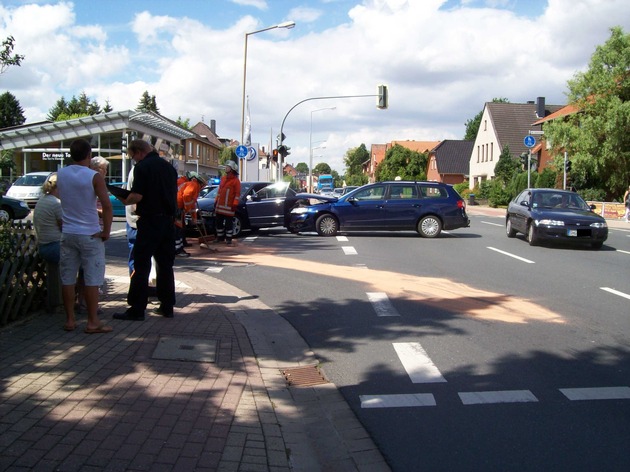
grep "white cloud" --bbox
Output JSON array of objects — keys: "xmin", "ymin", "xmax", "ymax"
[{"xmin": 1, "ymin": 0, "xmax": 629, "ymax": 174}]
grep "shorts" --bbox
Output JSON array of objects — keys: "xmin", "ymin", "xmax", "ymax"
[
  {"xmin": 60, "ymin": 233, "xmax": 106, "ymax": 286},
  {"xmin": 38, "ymin": 241, "xmax": 60, "ymax": 264}
]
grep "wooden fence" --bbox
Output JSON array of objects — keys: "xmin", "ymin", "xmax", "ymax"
[{"xmin": 0, "ymin": 221, "xmax": 47, "ymax": 327}]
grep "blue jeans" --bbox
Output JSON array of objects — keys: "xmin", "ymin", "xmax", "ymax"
[{"xmin": 126, "ymin": 222, "xmax": 137, "ymax": 276}]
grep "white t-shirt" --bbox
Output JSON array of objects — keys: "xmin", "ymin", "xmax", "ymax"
[{"xmin": 57, "ymin": 164, "xmax": 101, "ymax": 235}]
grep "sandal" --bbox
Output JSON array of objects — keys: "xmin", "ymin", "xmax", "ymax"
[
  {"xmin": 84, "ymin": 324, "xmax": 113, "ymax": 334},
  {"xmin": 63, "ymin": 324, "xmax": 75, "ymax": 332}
]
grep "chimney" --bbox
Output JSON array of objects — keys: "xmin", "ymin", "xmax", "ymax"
[
  {"xmin": 536, "ymin": 97, "xmax": 545, "ymax": 118},
  {"xmin": 210, "ymin": 119, "xmax": 216, "ymax": 134}
]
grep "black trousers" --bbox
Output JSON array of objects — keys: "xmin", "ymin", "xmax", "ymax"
[{"xmin": 128, "ymin": 214, "xmax": 176, "ymax": 314}]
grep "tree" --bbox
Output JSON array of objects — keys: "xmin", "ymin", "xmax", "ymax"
[
  {"xmin": 47, "ymin": 92, "xmax": 103, "ymax": 121},
  {"xmin": 295, "ymin": 162, "xmax": 309, "ymax": 174},
  {"xmin": 375, "ymin": 144, "xmax": 427, "ymax": 181},
  {"xmin": 343, "ymin": 144, "xmax": 369, "ymax": 186},
  {"xmin": 0, "ymin": 36, "xmax": 24, "ymax": 75},
  {"xmin": 0, "ymin": 92, "xmax": 26, "ymax": 128},
  {"xmin": 463, "ymin": 97, "xmax": 510, "ymax": 140},
  {"xmin": 313, "ymin": 162, "xmax": 331, "ymax": 175},
  {"xmin": 137, "ymin": 91, "xmax": 159, "ymax": 113},
  {"xmin": 543, "ymin": 27, "xmax": 630, "ymax": 200},
  {"xmin": 176, "ymin": 116, "xmax": 190, "ymax": 129},
  {"xmin": 493, "ymin": 145, "xmax": 520, "ymax": 187}
]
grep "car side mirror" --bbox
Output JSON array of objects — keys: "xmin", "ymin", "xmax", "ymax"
[
  {"xmin": 590, "ymin": 204, "xmax": 596, "ymax": 211},
  {"xmin": 520, "ymin": 200, "xmax": 530, "ymax": 208},
  {"xmin": 348, "ymin": 197, "xmax": 358, "ymax": 204}
]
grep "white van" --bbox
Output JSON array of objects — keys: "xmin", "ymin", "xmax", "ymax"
[{"xmin": 6, "ymin": 171, "xmax": 53, "ymax": 208}]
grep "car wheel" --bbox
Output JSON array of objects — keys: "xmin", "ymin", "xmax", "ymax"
[
  {"xmin": 417, "ymin": 215, "xmax": 442, "ymax": 238},
  {"xmin": 506, "ymin": 217, "xmax": 517, "ymax": 238},
  {"xmin": 232, "ymin": 216, "xmax": 242, "ymax": 238},
  {"xmin": 527, "ymin": 223, "xmax": 538, "ymax": 246},
  {"xmin": 0, "ymin": 207, "xmax": 12, "ymax": 221},
  {"xmin": 316, "ymin": 214, "xmax": 338, "ymax": 236},
  {"xmin": 591, "ymin": 241, "xmax": 603, "ymax": 249}
]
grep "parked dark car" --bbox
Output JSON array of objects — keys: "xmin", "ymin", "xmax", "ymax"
[
  {"xmin": 108, "ymin": 182, "xmax": 127, "ymax": 217},
  {"xmin": 505, "ymin": 188, "xmax": 608, "ymax": 249},
  {"xmin": 289, "ymin": 181, "xmax": 470, "ymax": 237},
  {"xmin": 0, "ymin": 194, "xmax": 31, "ymax": 221},
  {"xmin": 191, "ymin": 181, "xmax": 305, "ymax": 237}
]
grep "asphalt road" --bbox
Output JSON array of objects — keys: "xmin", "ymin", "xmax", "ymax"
[{"xmin": 107, "ymin": 214, "xmax": 630, "ymax": 471}]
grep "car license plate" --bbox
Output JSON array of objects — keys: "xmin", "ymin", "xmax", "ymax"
[{"xmin": 567, "ymin": 229, "xmax": 577, "ymax": 237}]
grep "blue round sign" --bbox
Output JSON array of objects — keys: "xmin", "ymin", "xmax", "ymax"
[
  {"xmin": 524, "ymin": 135, "xmax": 536, "ymax": 148},
  {"xmin": 235, "ymin": 145, "xmax": 248, "ymax": 158}
]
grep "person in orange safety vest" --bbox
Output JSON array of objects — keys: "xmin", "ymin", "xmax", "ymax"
[{"xmin": 213, "ymin": 160, "xmax": 241, "ymax": 246}]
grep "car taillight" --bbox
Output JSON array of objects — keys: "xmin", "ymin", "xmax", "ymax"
[{"xmin": 457, "ymin": 200, "xmax": 464, "ymax": 209}]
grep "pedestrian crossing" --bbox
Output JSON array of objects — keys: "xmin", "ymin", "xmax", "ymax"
[{"xmin": 361, "ymin": 288, "xmax": 630, "ymax": 408}]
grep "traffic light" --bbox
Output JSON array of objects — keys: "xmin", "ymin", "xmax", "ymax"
[
  {"xmin": 121, "ymin": 136, "xmax": 127, "ymax": 153},
  {"xmin": 272, "ymin": 148, "xmax": 279, "ymax": 162},
  {"xmin": 377, "ymin": 84, "xmax": 388, "ymax": 109},
  {"xmin": 278, "ymin": 145, "xmax": 291, "ymax": 158},
  {"xmin": 565, "ymin": 160, "xmax": 572, "ymax": 172}
]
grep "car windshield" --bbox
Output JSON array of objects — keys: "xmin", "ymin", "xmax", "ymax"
[
  {"xmin": 254, "ymin": 182, "xmax": 292, "ymax": 199},
  {"xmin": 13, "ymin": 174, "xmax": 48, "ymax": 186},
  {"xmin": 532, "ymin": 191, "xmax": 590, "ymax": 211},
  {"xmin": 201, "ymin": 187, "xmax": 219, "ymax": 199}
]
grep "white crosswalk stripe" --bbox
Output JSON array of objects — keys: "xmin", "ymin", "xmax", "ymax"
[
  {"xmin": 459, "ymin": 390, "xmax": 538, "ymax": 405},
  {"xmin": 393, "ymin": 342, "xmax": 447, "ymax": 383},
  {"xmin": 367, "ymin": 292, "xmax": 399, "ymax": 317},
  {"xmin": 360, "ymin": 393, "xmax": 436, "ymax": 408},
  {"xmin": 560, "ymin": 386, "xmax": 630, "ymax": 401}
]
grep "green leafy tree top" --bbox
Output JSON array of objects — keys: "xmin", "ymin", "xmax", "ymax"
[
  {"xmin": 0, "ymin": 91, "xmax": 26, "ymax": 128},
  {"xmin": 343, "ymin": 144, "xmax": 369, "ymax": 186},
  {"xmin": 137, "ymin": 91, "xmax": 159, "ymax": 113},
  {"xmin": 375, "ymin": 144, "xmax": 428, "ymax": 181},
  {"xmin": 464, "ymin": 97, "xmax": 510, "ymax": 140},
  {"xmin": 313, "ymin": 162, "xmax": 332, "ymax": 175},
  {"xmin": 0, "ymin": 36, "xmax": 24, "ymax": 75},
  {"xmin": 295, "ymin": 162, "xmax": 309, "ymax": 174},
  {"xmin": 543, "ymin": 26, "xmax": 630, "ymax": 200},
  {"xmin": 493, "ymin": 145, "xmax": 520, "ymax": 187},
  {"xmin": 176, "ymin": 116, "xmax": 191, "ymax": 129},
  {"xmin": 47, "ymin": 92, "xmax": 104, "ymax": 121}
]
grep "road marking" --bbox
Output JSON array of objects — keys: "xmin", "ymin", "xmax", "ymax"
[
  {"xmin": 367, "ymin": 292, "xmax": 400, "ymax": 317},
  {"xmin": 482, "ymin": 221, "xmax": 503, "ymax": 227},
  {"xmin": 110, "ymin": 229, "xmax": 126, "ymax": 235},
  {"xmin": 600, "ymin": 287, "xmax": 630, "ymax": 300},
  {"xmin": 459, "ymin": 390, "xmax": 538, "ymax": 405},
  {"xmin": 342, "ymin": 246, "xmax": 357, "ymax": 255},
  {"xmin": 360, "ymin": 393, "xmax": 436, "ymax": 408},
  {"xmin": 104, "ymin": 274, "xmax": 191, "ymax": 289},
  {"xmin": 560, "ymin": 386, "xmax": 630, "ymax": 401},
  {"xmin": 243, "ymin": 236, "xmax": 257, "ymax": 242},
  {"xmin": 487, "ymin": 247, "xmax": 535, "ymax": 264},
  {"xmin": 393, "ymin": 342, "xmax": 447, "ymax": 383},
  {"xmin": 615, "ymin": 249, "xmax": 630, "ymax": 255},
  {"xmin": 336, "ymin": 236, "xmax": 349, "ymax": 241},
  {"xmin": 205, "ymin": 267, "xmax": 223, "ymax": 273}
]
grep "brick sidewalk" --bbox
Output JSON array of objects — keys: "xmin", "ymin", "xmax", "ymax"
[{"xmin": 0, "ymin": 255, "xmax": 390, "ymax": 472}]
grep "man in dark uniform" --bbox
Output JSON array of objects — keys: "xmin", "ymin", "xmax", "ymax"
[{"xmin": 113, "ymin": 139, "xmax": 177, "ymax": 320}]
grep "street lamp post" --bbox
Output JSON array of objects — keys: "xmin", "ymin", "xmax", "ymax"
[
  {"xmin": 241, "ymin": 21, "xmax": 295, "ymax": 179},
  {"xmin": 309, "ymin": 107, "xmax": 335, "ymax": 192}
]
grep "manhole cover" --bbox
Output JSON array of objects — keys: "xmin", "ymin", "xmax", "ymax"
[
  {"xmin": 152, "ymin": 336, "xmax": 217, "ymax": 363},
  {"xmin": 281, "ymin": 365, "xmax": 329, "ymax": 387}
]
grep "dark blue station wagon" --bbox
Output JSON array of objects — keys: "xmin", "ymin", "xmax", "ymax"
[{"xmin": 289, "ymin": 181, "xmax": 470, "ymax": 237}]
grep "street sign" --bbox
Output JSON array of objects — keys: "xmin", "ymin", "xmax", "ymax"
[
  {"xmin": 247, "ymin": 146, "xmax": 257, "ymax": 161},
  {"xmin": 235, "ymin": 145, "xmax": 248, "ymax": 158},
  {"xmin": 524, "ymin": 135, "xmax": 536, "ymax": 148}
]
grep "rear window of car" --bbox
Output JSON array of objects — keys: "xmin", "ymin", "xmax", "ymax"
[{"xmin": 419, "ymin": 185, "xmax": 447, "ymax": 198}]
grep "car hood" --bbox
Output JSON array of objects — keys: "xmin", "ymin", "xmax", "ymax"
[
  {"xmin": 532, "ymin": 208, "xmax": 605, "ymax": 221},
  {"xmin": 295, "ymin": 192, "xmax": 338, "ymax": 203}
]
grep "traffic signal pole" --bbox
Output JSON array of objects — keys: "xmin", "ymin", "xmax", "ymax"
[{"xmin": 277, "ymin": 86, "xmax": 388, "ymax": 182}]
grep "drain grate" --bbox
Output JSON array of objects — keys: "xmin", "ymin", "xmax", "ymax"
[{"xmin": 281, "ymin": 365, "xmax": 329, "ymax": 387}]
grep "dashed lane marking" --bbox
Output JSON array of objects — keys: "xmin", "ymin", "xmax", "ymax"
[
  {"xmin": 105, "ymin": 274, "xmax": 191, "ymax": 289},
  {"xmin": 481, "ymin": 221, "xmax": 503, "ymax": 227},
  {"xmin": 367, "ymin": 292, "xmax": 400, "ymax": 317},
  {"xmin": 487, "ymin": 246, "xmax": 535, "ymax": 264},
  {"xmin": 560, "ymin": 386, "xmax": 630, "ymax": 401},
  {"xmin": 600, "ymin": 287, "xmax": 630, "ymax": 300},
  {"xmin": 459, "ymin": 390, "xmax": 538, "ymax": 405},
  {"xmin": 360, "ymin": 393, "xmax": 436, "ymax": 408},
  {"xmin": 336, "ymin": 236, "xmax": 349, "ymax": 241},
  {"xmin": 342, "ymin": 246, "xmax": 357, "ymax": 255},
  {"xmin": 393, "ymin": 342, "xmax": 447, "ymax": 384}
]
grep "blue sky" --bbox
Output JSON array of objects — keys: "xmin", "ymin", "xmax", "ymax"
[{"xmin": 0, "ymin": 0, "xmax": 628, "ymax": 172}]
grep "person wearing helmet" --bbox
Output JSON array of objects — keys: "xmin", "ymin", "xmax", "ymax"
[
  {"xmin": 176, "ymin": 173, "xmax": 207, "ymax": 255},
  {"xmin": 214, "ymin": 160, "xmax": 241, "ymax": 245}
]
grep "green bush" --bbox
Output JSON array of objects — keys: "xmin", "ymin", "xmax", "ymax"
[{"xmin": 577, "ymin": 187, "xmax": 606, "ymax": 202}]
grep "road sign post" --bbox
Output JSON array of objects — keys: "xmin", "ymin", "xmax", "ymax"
[{"xmin": 524, "ymin": 136, "xmax": 536, "ymax": 188}]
